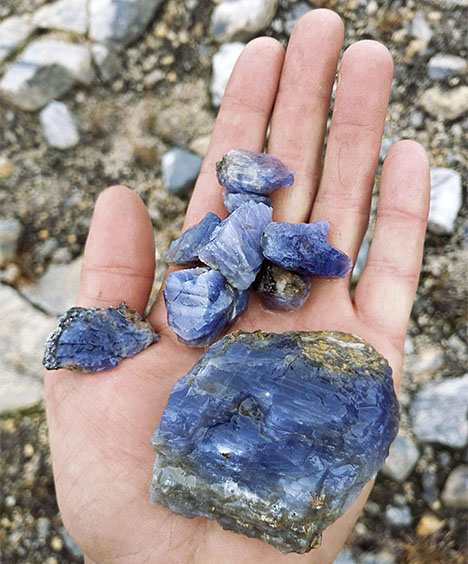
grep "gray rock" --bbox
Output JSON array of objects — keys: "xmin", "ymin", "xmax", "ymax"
[
  {"xmin": 382, "ymin": 432, "xmax": 420, "ymax": 482},
  {"xmin": 385, "ymin": 505, "xmax": 413, "ymax": 528},
  {"xmin": 0, "ymin": 284, "xmax": 55, "ymax": 414},
  {"xmin": 211, "ymin": 42, "xmax": 245, "ymax": 107},
  {"xmin": 428, "ymin": 53, "xmax": 467, "ymax": 80},
  {"xmin": 20, "ymin": 256, "xmax": 82, "ymax": 316},
  {"xmin": 89, "ymin": 0, "xmax": 164, "ymax": 46},
  {"xmin": 32, "ymin": 0, "xmax": 88, "ymax": 34},
  {"xmin": 421, "ymin": 85, "xmax": 468, "ymax": 121},
  {"xmin": 284, "ymin": 2, "xmax": 310, "ymax": 35},
  {"xmin": 40, "ymin": 101, "xmax": 79, "ymax": 150},
  {"xmin": 0, "ymin": 15, "xmax": 36, "ymax": 64},
  {"xmin": 410, "ymin": 374, "xmax": 468, "ymax": 448},
  {"xmin": 441, "ymin": 465, "xmax": 468, "ymax": 509},
  {"xmin": 379, "ymin": 137, "xmax": 399, "ymax": 162},
  {"xmin": 409, "ymin": 110, "xmax": 424, "ymax": 129},
  {"xmin": 92, "ymin": 43, "xmax": 121, "ymax": 81},
  {"xmin": 212, "ymin": 0, "xmax": 278, "ymax": 42},
  {"xmin": 360, "ymin": 551, "xmax": 396, "ymax": 564},
  {"xmin": 162, "ymin": 148, "xmax": 202, "ymax": 195},
  {"xmin": 411, "ymin": 10, "xmax": 432, "ymax": 42},
  {"xmin": 428, "ymin": 167, "xmax": 462, "ymax": 234},
  {"xmin": 0, "ymin": 39, "xmax": 94, "ymax": 111},
  {"xmin": 334, "ymin": 547, "xmax": 357, "ymax": 564},
  {"xmin": 0, "ymin": 219, "xmax": 23, "ymax": 267},
  {"xmin": 352, "ymin": 237, "xmax": 370, "ymax": 283}
]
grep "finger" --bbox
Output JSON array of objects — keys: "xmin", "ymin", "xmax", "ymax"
[
  {"xmin": 184, "ymin": 37, "xmax": 284, "ymax": 227},
  {"xmin": 268, "ymin": 9, "xmax": 344, "ymax": 223},
  {"xmin": 354, "ymin": 141, "xmax": 430, "ymax": 347},
  {"xmin": 309, "ymin": 40, "xmax": 394, "ymax": 264},
  {"xmin": 77, "ymin": 185, "xmax": 155, "ymax": 314}
]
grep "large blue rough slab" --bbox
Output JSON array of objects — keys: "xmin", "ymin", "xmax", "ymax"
[
  {"xmin": 162, "ymin": 212, "xmax": 221, "ymax": 266},
  {"xmin": 223, "ymin": 191, "xmax": 272, "ymax": 214},
  {"xmin": 261, "ymin": 220, "xmax": 353, "ymax": 278},
  {"xmin": 150, "ymin": 331, "xmax": 399, "ymax": 553},
  {"xmin": 164, "ymin": 267, "xmax": 248, "ymax": 347},
  {"xmin": 43, "ymin": 303, "xmax": 160, "ymax": 373},
  {"xmin": 253, "ymin": 261, "xmax": 310, "ymax": 311},
  {"xmin": 216, "ymin": 149, "xmax": 295, "ymax": 195},
  {"xmin": 199, "ymin": 201, "xmax": 272, "ymax": 290}
]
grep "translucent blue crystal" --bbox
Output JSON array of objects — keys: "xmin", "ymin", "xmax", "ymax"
[
  {"xmin": 43, "ymin": 303, "xmax": 160, "ymax": 373},
  {"xmin": 199, "ymin": 201, "xmax": 272, "ymax": 290},
  {"xmin": 164, "ymin": 267, "xmax": 249, "ymax": 347},
  {"xmin": 216, "ymin": 149, "xmax": 295, "ymax": 195},
  {"xmin": 162, "ymin": 212, "xmax": 221, "ymax": 266},
  {"xmin": 223, "ymin": 191, "xmax": 272, "ymax": 214},
  {"xmin": 150, "ymin": 331, "xmax": 398, "ymax": 554},
  {"xmin": 253, "ymin": 261, "xmax": 310, "ymax": 311},
  {"xmin": 261, "ymin": 220, "xmax": 353, "ymax": 278}
]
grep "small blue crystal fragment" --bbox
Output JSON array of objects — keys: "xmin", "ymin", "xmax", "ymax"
[
  {"xmin": 216, "ymin": 149, "xmax": 295, "ymax": 195},
  {"xmin": 199, "ymin": 201, "xmax": 272, "ymax": 290},
  {"xmin": 253, "ymin": 261, "xmax": 310, "ymax": 311},
  {"xmin": 261, "ymin": 220, "xmax": 353, "ymax": 278},
  {"xmin": 223, "ymin": 191, "xmax": 272, "ymax": 214},
  {"xmin": 43, "ymin": 303, "xmax": 160, "ymax": 373},
  {"xmin": 162, "ymin": 212, "xmax": 221, "ymax": 266},
  {"xmin": 150, "ymin": 331, "xmax": 398, "ymax": 554},
  {"xmin": 164, "ymin": 267, "xmax": 248, "ymax": 347}
]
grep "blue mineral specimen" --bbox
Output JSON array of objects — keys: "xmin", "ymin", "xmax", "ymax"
[
  {"xmin": 261, "ymin": 220, "xmax": 353, "ymax": 278},
  {"xmin": 199, "ymin": 201, "xmax": 272, "ymax": 290},
  {"xmin": 253, "ymin": 261, "xmax": 310, "ymax": 311},
  {"xmin": 43, "ymin": 303, "xmax": 160, "ymax": 373},
  {"xmin": 150, "ymin": 331, "xmax": 398, "ymax": 554},
  {"xmin": 223, "ymin": 191, "xmax": 272, "ymax": 214},
  {"xmin": 216, "ymin": 149, "xmax": 295, "ymax": 195},
  {"xmin": 164, "ymin": 267, "xmax": 249, "ymax": 347},
  {"xmin": 162, "ymin": 212, "xmax": 221, "ymax": 266}
]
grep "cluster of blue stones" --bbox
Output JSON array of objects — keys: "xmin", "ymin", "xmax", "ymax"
[{"xmin": 163, "ymin": 149, "xmax": 353, "ymax": 346}]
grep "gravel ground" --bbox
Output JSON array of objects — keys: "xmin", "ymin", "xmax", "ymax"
[{"xmin": 1, "ymin": 0, "xmax": 467, "ymax": 562}]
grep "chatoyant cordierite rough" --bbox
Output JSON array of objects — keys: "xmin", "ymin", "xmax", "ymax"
[
  {"xmin": 261, "ymin": 220, "xmax": 353, "ymax": 278},
  {"xmin": 198, "ymin": 201, "xmax": 272, "ymax": 290},
  {"xmin": 150, "ymin": 331, "xmax": 399, "ymax": 554},
  {"xmin": 216, "ymin": 149, "xmax": 295, "ymax": 195},
  {"xmin": 43, "ymin": 303, "xmax": 159, "ymax": 372},
  {"xmin": 163, "ymin": 267, "xmax": 248, "ymax": 347}
]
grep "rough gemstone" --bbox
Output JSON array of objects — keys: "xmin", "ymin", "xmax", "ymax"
[
  {"xmin": 261, "ymin": 220, "xmax": 353, "ymax": 278},
  {"xmin": 43, "ymin": 303, "xmax": 160, "ymax": 372},
  {"xmin": 150, "ymin": 331, "xmax": 399, "ymax": 554},
  {"xmin": 199, "ymin": 201, "xmax": 272, "ymax": 290},
  {"xmin": 216, "ymin": 149, "xmax": 295, "ymax": 195},
  {"xmin": 223, "ymin": 191, "xmax": 272, "ymax": 214},
  {"xmin": 162, "ymin": 212, "xmax": 221, "ymax": 266},
  {"xmin": 164, "ymin": 268, "xmax": 248, "ymax": 347},
  {"xmin": 253, "ymin": 261, "xmax": 310, "ymax": 311}
]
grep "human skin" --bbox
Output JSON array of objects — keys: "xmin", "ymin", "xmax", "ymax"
[{"xmin": 44, "ymin": 9, "xmax": 430, "ymax": 564}]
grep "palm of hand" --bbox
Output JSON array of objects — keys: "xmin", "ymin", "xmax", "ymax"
[{"xmin": 45, "ymin": 10, "xmax": 430, "ymax": 564}]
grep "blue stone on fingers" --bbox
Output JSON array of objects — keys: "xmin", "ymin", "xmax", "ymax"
[
  {"xmin": 223, "ymin": 191, "xmax": 272, "ymax": 214},
  {"xmin": 261, "ymin": 221, "xmax": 353, "ymax": 278}
]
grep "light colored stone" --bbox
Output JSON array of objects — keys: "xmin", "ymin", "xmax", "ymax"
[
  {"xmin": 0, "ymin": 15, "xmax": 36, "ymax": 64},
  {"xmin": 379, "ymin": 137, "xmax": 399, "ymax": 162},
  {"xmin": 428, "ymin": 167, "xmax": 462, "ymax": 234},
  {"xmin": 334, "ymin": 547, "xmax": 357, "ymax": 564},
  {"xmin": 411, "ymin": 10, "xmax": 432, "ymax": 42},
  {"xmin": 144, "ymin": 68, "xmax": 165, "ymax": 88},
  {"xmin": 0, "ymin": 38, "xmax": 94, "ymax": 111},
  {"xmin": 92, "ymin": 43, "xmax": 121, "ymax": 81},
  {"xmin": 441, "ymin": 465, "xmax": 468, "ymax": 509},
  {"xmin": 421, "ymin": 85, "xmax": 468, "ymax": 121},
  {"xmin": 428, "ymin": 53, "xmax": 467, "ymax": 80},
  {"xmin": 162, "ymin": 148, "xmax": 202, "ymax": 195},
  {"xmin": 20, "ymin": 256, "xmax": 82, "ymax": 316},
  {"xmin": 89, "ymin": 0, "xmax": 164, "ymax": 46},
  {"xmin": 416, "ymin": 513, "xmax": 444, "ymax": 536},
  {"xmin": 382, "ymin": 432, "xmax": 420, "ymax": 482},
  {"xmin": 410, "ymin": 374, "xmax": 468, "ymax": 448},
  {"xmin": 385, "ymin": 505, "xmax": 413, "ymax": 527},
  {"xmin": 40, "ymin": 101, "xmax": 79, "ymax": 149},
  {"xmin": 0, "ymin": 219, "xmax": 23, "ymax": 268},
  {"xmin": 0, "ymin": 284, "xmax": 55, "ymax": 414},
  {"xmin": 211, "ymin": 42, "xmax": 245, "ymax": 107},
  {"xmin": 360, "ymin": 551, "xmax": 396, "ymax": 564},
  {"xmin": 212, "ymin": 0, "xmax": 278, "ymax": 42},
  {"xmin": 33, "ymin": 0, "xmax": 88, "ymax": 35},
  {"xmin": 0, "ymin": 156, "xmax": 15, "ymax": 179},
  {"xmin": 352, "ymin": 237, "xmax": 370, "ymax": 283},
  {"xmin": 189, "ymin": 134, "xmax": 211, "ymax": 157}
]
